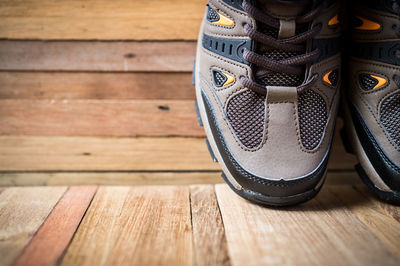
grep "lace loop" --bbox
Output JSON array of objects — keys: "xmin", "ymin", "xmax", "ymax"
[{"xmin": 240, "ymin": 0, "xmax": 325, "ymax": 95}]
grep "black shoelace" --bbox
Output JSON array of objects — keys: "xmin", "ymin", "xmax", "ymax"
[
  {"xmin": 240, "ymin": 0, "xmax": 327, "ymax": 95},
  {"xmin": 392, "ymin": 0, "xmax": 400, "ymax": 88}
]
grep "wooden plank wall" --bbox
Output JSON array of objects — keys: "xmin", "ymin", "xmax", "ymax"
[{"xmin": 0, "ymin": 0, "xmax": 357, "ymax": 186}]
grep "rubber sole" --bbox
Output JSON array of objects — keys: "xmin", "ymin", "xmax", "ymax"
[
  {"xmin": 341, "ymin": 98, "xmax": 400, "ymax": 205},
  {"xmin": 355, "ymin": 164, "xmax": 400, "ymax": 205},
  {"xmin": 220, "ymin": 171, "xmax": 325, "ymax": 207}
]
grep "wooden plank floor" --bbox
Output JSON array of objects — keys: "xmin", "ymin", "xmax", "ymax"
[
  {"xmin": 1, "ymin": 1, "xmax": 399, "ymax": 265},
  {"xmin": 1, "ymin": 182, "xmax": 399, "ymax": 266}
]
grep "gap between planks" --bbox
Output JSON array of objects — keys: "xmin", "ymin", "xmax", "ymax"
[
  {"xmin": 4, "ymin": 184, "xmax": 400, "ymax": 266},
  {"xmin": 215, "ymin": 184, "xmax": 400, "ymax": 266},
  {"xmin": 14, "ymin": 186, "xmax": 97, "ymax": 266},
  {"xmin": 60, "ymin": 186, "xmax": 194, "ymax": 266},
  {"xmin": 0, "ymin": 187, "xmax": 67, "ymax": 266}
]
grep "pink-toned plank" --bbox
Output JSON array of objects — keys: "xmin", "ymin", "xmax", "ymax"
[
  {"xmin": 14, "ymin": 186, "xmax": 97, "ymax": 266},
  {"xmin": 0, "ymin": 72, "xmax": 194, "ymax": 100},
  {"xmin": 0, "ymin": 41, "xmax": 195, "ymax": 72}
]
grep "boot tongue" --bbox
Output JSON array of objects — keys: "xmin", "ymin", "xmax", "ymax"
[
  {"xmin": 259, "ymin": 0, "xmax": 311, "ymax": 20},
  {"xmin": 254, "ymin": 0, "xmax": 313, "ymax": 87}
]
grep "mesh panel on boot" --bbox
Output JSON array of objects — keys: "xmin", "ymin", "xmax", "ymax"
[
  {"xmin": 380, "ymin": 92, "xmax": 400, "ymax": 147},
  {"xmin": 298, "ymin": 89, "xmax": 328, "ymax": 150},
  {"xmin": 227, "ymin": 90, "xmax": 266, "ymax": 148},
  {"xmin": 206, "ymin": 6, "xmax": 219, "ymax": 22},
  {"xmin": 359, "ymin": 74, "xmax": 378, "ymax": 91}
]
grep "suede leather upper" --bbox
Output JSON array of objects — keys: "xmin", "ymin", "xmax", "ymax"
[
  {"xmin": 196, "ymin": 0, "xmax": 342, "ymax": 181},
  {"xmin": 348, "ymin": 1, "xmax": 400, "ymax": 168}
]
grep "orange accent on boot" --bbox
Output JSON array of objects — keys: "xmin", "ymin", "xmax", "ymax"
[
  {"xmin": 222, "ymin": 71, "xmax": 235, "ymax": 86},
  {"xmin": 328, "ymin": 14, "xmax": 339, "ymax": 26},
  {"xmin": 355, "ymin": 16, "xmax": 381, "ymax": 30},
  {"xmin": 213, "ymin": 11, "xmax": 234, "ymax": 27},
  {"xmin": 323, "ymin": 71, "xmax": 332, "ymax": 85},
  {"xmin": 370, "ymin": 75, "xmax": 387, "ymax": 89}
]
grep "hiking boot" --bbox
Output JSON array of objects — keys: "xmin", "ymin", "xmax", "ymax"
[
  {"xmin": 343, "ymin": 0, "xmax": 400, "ymax": 204},
  {"xmin": 194, "ymin": 0, "xmax": 341, "ymax": 206}
]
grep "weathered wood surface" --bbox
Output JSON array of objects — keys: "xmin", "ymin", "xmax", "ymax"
[
  {"xmin": 0, "ymin": 100, "xmax": 203, "ymax": 137},
  {"xmin": 0, "ymin": 0, "xmax": 204, "ymax": 40},
  {"xmin": 14, "ymin": 186, "xmax": 97, "ymax": 266},
  {"xmin": 215, "ymin": 184, "xmax": 400, "ymax": 266},
  {"xmin": 190, "ymin": 185, "xmax": 230, "ymax": 266},
  {"xmin": 0, "ymin": 171, "xmax": 360, "ymax": 187},
  {"xmin": 0, "ymin": 134, "xmax": 356, "ymax": 172},
  {"xmin": 0, "ymin": 41, "xmax": 196, "ymax": 72},
  {"xmin": 0, "ymin": 72, "xmax": 194, "ymax": 100},
  {"xmin": 0, "ymin": 136, "xmax": 219, "ymax": 171},
  {"xmin": 0, "ymin": 172, "xmax": 223, "ymax": 186},
  {"xmin": 0, "ymin": 187, "xmax": 67, "ymax": 266},
  {"xmin": 330, "ymin": 186, "xmax": 400, "ymax": 260},
  {"xmin": 1, "ymin": 184, "xmax": 399, "ymax": 266},
  {"xmin": 61, "ymin": 186, "xmax": 193, "ymax": 266}
]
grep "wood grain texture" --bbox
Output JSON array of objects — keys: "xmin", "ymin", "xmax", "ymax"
[
  {"xmin": 14, "ymin": 186, "xmax": 97, "ymax": 266},
  {"xmin": 0, "ymin": 0, "xmax": 204, "ymax": 40},
  {"xmin": 330, "ymin": 186, "xmax": 400, "ymax": 260},
  {"xmin": 0, "ymin": 136, "xmax": 219, "ymax": 171},
  {"xmin": 0, "ymin": 135, "xmax": 355, "ymax": 171},
  {"xmin": 215, "ymin": 184, "xmax": 399, "ymax": 266},
  {"xmin": 0, "ymin": 41, "xmax": 195, "ymax": 72},
  {"xmin": 0, "ymin": 72, "xmax": 194, "ymax": 100},
  {"xmin": 355, "ymin": 185, "xmax": 400, "ymax": 223},
  {"xmin": 61, "ymin": 186, "xmax": 193, "ymax": 266},
  {"xmin": 0, "ymin": 172, "xmax": 222, "ymax": 186},
  {"xmin": 190, "ymin": 185, "xmax": 231, "ymax": 266},
  {"xmin": 0, "ymin": 171, "xmax": 359, "ymax": 187},
  {"xmin": 0, "ymin": 187, "xmax": 67, "ymax": 266},
  {"xmin": 0, "ymin": 100, "xmax": 203, "ymax": 137}
]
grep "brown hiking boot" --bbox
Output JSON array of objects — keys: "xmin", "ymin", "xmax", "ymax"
[
  {"xmin": 343, "ymin": 0, "xmax": 400, "ymax": 204},
  {"xmin": 194, "ymin": 0, "xmax": 342, "ymax": 206}
]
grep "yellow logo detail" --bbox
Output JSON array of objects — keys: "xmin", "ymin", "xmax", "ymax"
[
  {"xmin": 355, "ymin": 16, "xmax": 381, "ymax": 31},
  {"xmin": 222, "ymin": 71, "xmax": 235, "ymax": 86},
  {"xmin": 328, "ymin": 14, "xmax": 339, "ymax": 26},
  {"xmin": 323, "ymin": 71, "xmax": 333, "ymax": 85},
  {"xmin": 213, "ymin": 11, "xmax": 234, "ymax": 27},
  {"xmin": 370, "ymin": 75, "xmax": 387, "ymax": 89}
]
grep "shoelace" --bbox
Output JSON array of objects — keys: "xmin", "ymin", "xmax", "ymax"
[
  {"xmin": 392, "ymin": 0, "xmax": 400, "ymax": 88},
  {"xmin": 240, "ymin": 0, "xmax": 326, "ymax": 95}
]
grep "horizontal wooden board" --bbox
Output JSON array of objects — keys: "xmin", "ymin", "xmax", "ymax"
[
  {"xmin": 0, "ymin": 72, "xmax": 194, "ymax": 100},
  {"xmin": 0, "ymin": 172, "xmax": 223, "ymax": 186},
  {"xmin": 0, "ymin": 99, "xmax": 203, "ymax": 137},
  {"xmin": 0, "ymin": 0, "xmax": 204, "ymax": 40},
  {"xmin": 0, "ymin": 136, "xmax": 219, "ymax": 171},
  {"xmin": 0, "ymin": 171, "xmax": 360, "ymax": 187},
  {"xmin": 0, "ymin": 41, "xmax": 195, "ymax": 72},
  {"xmin": 0, "ymin": 135, "xmax": 356, "ymax": 171}
]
